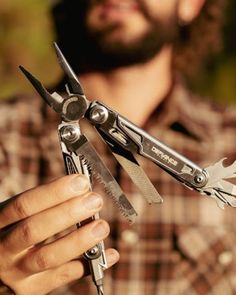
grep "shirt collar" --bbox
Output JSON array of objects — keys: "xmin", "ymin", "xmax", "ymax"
[{"xmin": 147, "ymin": 81, "xmax": 222, "ymax": 142}]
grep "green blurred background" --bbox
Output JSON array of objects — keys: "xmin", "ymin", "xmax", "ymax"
[
  {"xmin": 0, "ymin": 0, "xmax": 235, "ymax": 104},
  {"xmin": 0, "ymin": 0, "xmax": 60, "ymax": 99}
]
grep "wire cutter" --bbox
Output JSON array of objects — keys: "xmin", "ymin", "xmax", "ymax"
[{"xmin": 20, "ymin": 43, "xmax": 236, "ymax": 294}]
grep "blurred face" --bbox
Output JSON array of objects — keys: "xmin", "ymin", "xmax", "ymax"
[
  {"xmin": 56, "ymin": 0, "xmax": 181, "ymax": 71},
  {"xmin": 82, "ymin": 0, "xmax": 179, "ymax": 66},
  {"xmin": 86, "ymin": 0, "xmax": 178, "ymax": 44}
]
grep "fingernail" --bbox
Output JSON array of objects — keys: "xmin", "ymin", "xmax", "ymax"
[
  {"xmin": 91, "ymin": 221, "xmax": 109, "ymax": 239},
  {"xmin": 83, "ymin": 193, "xmax": 103, "ymax": 210},
  {"xmin": 70, "ymin": 175, "xmax": 89, "ymax": 193}
]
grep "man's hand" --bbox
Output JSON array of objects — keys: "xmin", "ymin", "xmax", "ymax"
[{"xmin": 0, "ymin": 175, "xmax": 119, "ymax": 294}]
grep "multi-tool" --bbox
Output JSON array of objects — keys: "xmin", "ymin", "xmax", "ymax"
[{"xmin": 20, "ymin": 43, "xmax": 236, "ymax": 295}]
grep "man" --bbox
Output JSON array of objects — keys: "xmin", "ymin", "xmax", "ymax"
[{"xmin": 0, "ymin": 0, "xmax": 235, "ymax": 294}]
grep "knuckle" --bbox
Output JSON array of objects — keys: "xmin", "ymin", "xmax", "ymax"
[
  {"xmin": 48, "ymin": 183, "xmax": 62, "ymax": 201},
  {"xmin": 21, "ymin": 221, "xmax": 36, "ymax": 244},
  {"xmin": 34, "ymin": 250, "xmax": 51, "ymax": 271},
  {"xmin": 13, "ymin": 197, "xmax": 29, "ymax": 219},
  {"xmin": 48, "ymin": 185, "xmax": 68, "ymax": 205},
  {"xmin": 55, "ymin": 265, "xmax": 72, "ymax": 286},
  {"xmin": 61, "ymin": 201, "xmax": 75, "ymax": 220}
]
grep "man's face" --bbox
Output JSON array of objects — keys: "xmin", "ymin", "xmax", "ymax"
[
  {"xmin": 58, "ymin": 0, "xmax": 180, "ymax": 71},
  {"xmin": 82, "ymin": 0, "xmax": 179, "ymax": 66},
  {"xmin": 86, "ymin": 0, "xmax": 178, "ymax": 45}
]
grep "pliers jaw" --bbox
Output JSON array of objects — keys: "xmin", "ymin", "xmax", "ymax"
[
  {"xmin": 19, "ymin": 65, "xmax": 63, "ymax": 114},
  {"xmin": 19, "ymin": 67, "xmax": 89, "ymax": 122},
  {"xmin": 20, "ymin": 42, "xmax": 89, "ymax": 122},
  {"xmin": 53, "ymin": 42, "xmax": 85, "ymax": 96}
]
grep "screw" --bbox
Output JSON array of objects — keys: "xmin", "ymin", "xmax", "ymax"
[
  {"xmin": 89, "ymin": 246, "xmax": 99, "ymax": 255},
  {"xmin": 61, "ymin": 125, "xmax": 80, "ymax": 143},
  {"xmin": 194, "ymin": 174, "xmax": 205, "ymax": 184},
  {"xmin": 84, "ymin": 245, "xmax": 102, "ymax": 260},
  {"xmin": 90, "ymin": 105, "xmax": 109, "ymax": 124}
]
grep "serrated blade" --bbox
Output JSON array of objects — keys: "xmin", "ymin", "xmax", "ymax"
[{"xmin": 71, "ymin": 135, "xmax": 137, "ymax": 223}]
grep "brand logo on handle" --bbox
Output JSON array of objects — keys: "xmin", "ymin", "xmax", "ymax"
[{"xmin": 151, "ymin": 146, "xmax": 178, "ymax": 167}]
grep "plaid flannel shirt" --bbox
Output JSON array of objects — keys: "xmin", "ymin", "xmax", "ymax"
[{"xmin": 0, "ymin": 82, "xmax": 236, "ymax": 295}]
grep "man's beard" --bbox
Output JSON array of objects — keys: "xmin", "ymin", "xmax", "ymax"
[
  {"xmin": 53, "ymin": 0, "xmax": 178, "ymax": 73},
  {"xmin": 83, "ymin": 23, "xmax": 177, "ymax": 71}
]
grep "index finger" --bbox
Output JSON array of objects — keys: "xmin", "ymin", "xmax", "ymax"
[{"xmin": 0, "ymin": 175, "xmax": 89, "ymax": 229}]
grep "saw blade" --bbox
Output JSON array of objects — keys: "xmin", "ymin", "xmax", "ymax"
[{"xmin": 72, "ymin": 135, "xmax": 137, "ymax": 223}]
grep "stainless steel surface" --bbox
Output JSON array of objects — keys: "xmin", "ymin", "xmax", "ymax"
[
  {"xmin": 73, "ymin": 135, "xmax": 138, "ymax": 224},
  {"xmin": 202, "ymin": 158, "xmax": 236, "ymax": 208},
  {"xmin": 54, "ymin": 42, "xmax": 85, "ymax": 96},
  {"xmin": 97, "ymin": 285, "xmax": 104, "ymax": 295},
  {"xmin": 59, "ymin": 123, "xmax": 107, "ymax": 295},
  {"xmin": 61, "ymin": 125, "xmax": 81, "ymax": 143},
  {"xmin": 112, "ymin": 152, "xmax": 163, "ymax": 204},
  {"xmin": 90, "ymin": 105, "xmax": 109, "ymax": 124}
]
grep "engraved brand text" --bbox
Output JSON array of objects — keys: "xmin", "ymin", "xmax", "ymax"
[{"xmin": 151, "ymin": 146, "xmax": 178, "ymax": 166}]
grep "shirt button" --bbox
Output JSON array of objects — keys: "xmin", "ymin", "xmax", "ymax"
[
  {"xmin": 218, "ymin": 251, "xmax": 233, "ymax": 266},
  {"xmin": 121, "ymin": 229, "xmax": 139, "ymax": 246}
]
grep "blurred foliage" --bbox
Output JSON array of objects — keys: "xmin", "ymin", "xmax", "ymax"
[
  {"xmin": 0, "ymin": 0, "xmax": 60, "ymax": 99},
  {"xmin": 0, "ymin": 0, "xmax": 235, "ymax": 104},
  {"xmin": 188, "ymin": 0, "xmax": 236, "ymax": 105}
]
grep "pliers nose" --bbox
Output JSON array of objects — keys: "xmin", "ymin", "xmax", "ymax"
[
  {"xmin": 19, "ymin": 42, "xmax": 86, "ymax": 114},
  {"xmin": 53, "ymin": 42, "xmax": 85, "ymax": 96},
  {"xmin": 19, "ymin": 65, "xmax": 63, "ymax": 114}
]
